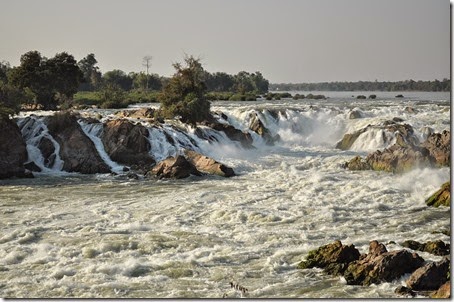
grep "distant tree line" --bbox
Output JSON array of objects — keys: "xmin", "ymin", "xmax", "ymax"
[{"xmin": 270, "ymin": 79, "xmax": 451, "ymax": 92}]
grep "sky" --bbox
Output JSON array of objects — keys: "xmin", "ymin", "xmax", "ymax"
[{"xmin": 0, "ymin": 0, "xmax": 450, "ymax": 83}]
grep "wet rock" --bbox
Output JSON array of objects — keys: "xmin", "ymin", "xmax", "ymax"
[
  {"xmin": 430, "ymin": 281, "xmax": 451, "ymax": 298},
  {"xmin": 402, "ymin": 240, "xmax": 450, "ymax": 256},
  {"xmin": 201, "ymin": 120, "xmax": 254, "ymax": 149},
  {"xmin": 0, "ymin": 118, "xmax": 29, "ymax": 179},
  {"xmin": 425, "ymin": 182, "xmax": 450, "ymax": 207},
  {"xmin": 46, "ymin": 113, "xmax": 111, "ymax": 174},
  {"xmin": 404, "ymin": 106, "xmax": 418, "ymax": 114},
  {"xmin": 298, "ymin": 240, "xmax": 360, "ymax": 275},
  {"xmin": 102, "ymin": 119, "xmax": 155, "ymax": 170},
  {"xmin": 151, "ymin": 155, "xmax": 201, "ymax": 179},
  {"xmin": 126, "ymin": 171, "xmax": 139, "ymax": 180},
  {"xmin": 420, "ymin": 126, "xmax": 434, "ymax": 141},
  {"xmin": 24, "ymin": 161, "xmax": 42, "ymax": 172},
  {"xmin": 343, "ymin": 156, "xmax": 370, "ymax": 171},
  {"xmin": 249, "ymin": 112, "xmax": 278, "ymax": 145},
  {"xmin": 184, "ymin": 150, "xmax": 235, "ymax": 177},
  {"xmin": 336, "ymin": 128, "xmax": 368, "ymax": 150},
  {"xmin": 406, "ymin": 258, "xmax": 450, "ymax": 291},
  {"xmin": 421, "ymin": 130, "xmax": 450, "ymax": 167},
  {"xmin": 38, "ymin": 137, "xmax": 56, "ymax": 168},
  {"xmin": 365, "ymin": 144, "xmax": 434, "ymax": 173},
  {"xmin": 394, "ymin": 286, "xmax": 417, "ymax": 297},
  {"xmin": 343, "ymin": 241, "xmax": 424, "ymax": 286},
  {"xmin": 348, "ymin": 109, "xmax": 362, "ymax": 119},
  {"xmin": 115, "ymin": 107, "xmax": 155, "ymax": 120}
]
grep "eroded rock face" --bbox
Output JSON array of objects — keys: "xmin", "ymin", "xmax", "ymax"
[
  {"xmin": 298, "ymin": 240, "xmax": 360, "ymax": 275},
  {"xmin": 102, "ymin": 119, "xmax": 155, "ymax": 169},
  {"xmin": 343, "ymin": 241, "xmax": 425, "ymax": 286},
  {"xmin": 150, "ymin": 155, "xmax": 201, "ymax": 179},
  {"xmin": 46, "ymin": 113, "xmax": 111, "ymax": 174},
  {"xmin": 184, "ymin": 150, "xmax": 235, "ymax": 177},
  {"xmin": 406, "ymin": 258, "xmax": 450, "ymax": 291},
  {"xmin": 0, "ymin": 118, "xmax": 29, "ymax": 179},
  {"xmin": 402, "ymin": 240, "xmax": 450, "ymax": 256},
  {"xmin": 200, "ymin": 118, "xmax": 254, "ymax": 149},
  {"xmin": 422, "ymin": 130, "xmax": 450, "ymax": 167}
]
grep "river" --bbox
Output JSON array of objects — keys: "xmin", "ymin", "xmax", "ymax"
[{"xmin": 0, "ymin": 91, "xmax": 450, "ymax": 298}]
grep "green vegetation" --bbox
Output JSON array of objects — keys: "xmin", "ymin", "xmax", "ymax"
[
  {"xmin": 271, "ymin": 79, "xmax": 451, "ymax": 92},
  {"xmin": 156, "ymin": 55, "xmax": 211, "ymax": 125}
]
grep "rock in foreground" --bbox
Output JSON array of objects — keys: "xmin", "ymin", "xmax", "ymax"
[
  {"xmin": 406, "ymin": 258, "xmax": 450, "ymax": 291},
  {"xmin": 0, "ymin": 118, "xmax": 29, "ymax": 179},
  {"xmin": 425, "ymin": 182, "xmax": 450, "ymax": 207},
  {"xmin": 184, "ymin": 150, "xmax": 235, "ymax": 177}
]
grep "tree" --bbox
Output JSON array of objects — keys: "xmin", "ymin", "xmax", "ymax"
[
  {"xmin": 102, "ymin": 69, "xmax": 132, "ymax": 91},
  {"xmin": 0, "ymin": 61, "xmax": 11, "ymax": 83},
  {"xmin": 9, "ymin": 50, "xmax": 83, "ymax": 110},
  {"xmin": 158, "ymin": 55, "xmax": 210, "ymax": 125},
  {"xmin": 142, "ymin": 55, "xmax": 152, "ymax": 91},
  {"xmin": 97, "ymin": 83, "xmax": 127, "ymax": 109},
  {"xmin": 0, "ymin": 82, "xmax": 31, "ymax": 118},
  {"xmin": 78, "ymin": 53, "xmax": 101, "ymax": 91},
  {"xmin": 131, "ymin": 72, "xmax": 162, "ymax": 91}
]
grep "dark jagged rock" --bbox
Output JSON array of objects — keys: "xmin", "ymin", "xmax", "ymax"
[
  {"xmin": 102, "ymin": 119, "xmax": 155, "ymax": 170},
  {"xmin": 422, "ymin": 130, "xmax": 450, "ymax": 167},
  {"xmin": 151, "ymin": 155, "xmax": 201, "ymax": 179},
  {"xmin": 184, "ymin": 150, "xmax": 235, "ymax": 177},
  {"xmin": 426, "ymin": 182, "xmax": 450, "ymax": 207},
  {"xmin": 248, "ymin": 112, "xmax": 279, "ymax": 145},
  {"xmin": 0, "ymin": 118, "xmax": 29, "ymax": 179},
  {"xmin": 38, "ymin": 137, "xmax": 56, "ymax": 168},
  {"xmin": 402, "ymin": 240, "xmax": 450, "ymax": 256},
  {"xmin": 24, "ymin": 161, "xmax": 42, "ymax": 172},
  {"xmin": 406, "ymin": 258, "xmax": 450, "ymax": 291},
  {"xmin": 298, "ymin": 240, "xmax": 360, "ymax": 275},
  {"xmin": 394, "ymin": 286, "xmax": 417, "ymax": 297},
  {"xmin": 46, "ymin": 113, "xmax": 111, "ymax": 174},
  {"xmin": 430, "ymin": 281, "xmax": 451, "ymax": 298},
  {"xmin": 201, "ymin": 120, "xmax": 254, "ymax": 149},
  {"xmin": 343, "ymin": 241, "xmax": 424, "ymax": 286}
]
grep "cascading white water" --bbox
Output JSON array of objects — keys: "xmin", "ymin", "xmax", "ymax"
[{"xmin": 17, "ymin": 116, "xmax": 64, "ymax": 172}]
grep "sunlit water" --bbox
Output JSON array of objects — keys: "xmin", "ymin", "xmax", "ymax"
[{"xmin": 0, "ymin": 91, "xmax": 450, "ymax": 298}]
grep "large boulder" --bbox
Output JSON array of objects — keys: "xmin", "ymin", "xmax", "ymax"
[
  {"xmin": 406, "ymin": 258, "xmax": 450, "ymax": 291},
  {"xmin": 402, "ymin": 240, "xmax": 450, "ymax": 256},
  {"xmin": 298, "ymin": 240, "xmax": 360, "ymax": 275},
  {"xmin": 425, "ymin": 182, "xmax": 450, "ymax": 207},
  {"xmin": 343, "ymin": 241, "xmax": 425, "ymax": 286},
  {"xmin": 150, "ymin": 155, "xmax": 201, "ymax": 179},
  {"xmin": 184, "ymin": 150, "xmax": 235, "ymax": 177},
  {"xmin": 102, "ymin": 119, "xmax": 155, "ymax": 169},
  {"xmin": 46, "ymin": 113, "xmax": 111, "ymax": 174},
  {"xmin": 0, "ymin": 118, "xmax": 29, "ymax": 178},
  {"xmin": 421, "ymin": 130, "xmax": 450, "ymax": 166}
]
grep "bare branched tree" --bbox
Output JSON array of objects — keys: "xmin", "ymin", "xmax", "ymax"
[{"xmin": 142, "ymin": 55, "xmax": 152, "ymax": 91}]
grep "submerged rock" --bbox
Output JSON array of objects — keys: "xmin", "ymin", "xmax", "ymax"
[
  {"xmin": 348, "ymin": 109, "xmax": 363, "ymax": 119},
  {"xmin": 0, "ymin": 117, "xmax": 29, "ymax": 179},
  {"xmin": 343, "ymin": 241, "xmax": 425, "ymax": 286},
  {"xmin": 102, "ymin": 119, "xmax": 155, "ymax": 170},
  {"xmin": 402, "ymin": 240, "xmax": 450, "ymax": 256},
  {"xmin": 406, "ymin": 258, "xmax": 450, "ymax": 291},
  {"xmin": 425, "ymin": 182, "xmax": 450, "ymax": 207},
  {"xmin": 46, "ymin": 113, "xmax": 111, "ymax": 174}
]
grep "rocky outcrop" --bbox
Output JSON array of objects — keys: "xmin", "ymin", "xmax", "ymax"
[
  {"xmin": 201, "ymin": 116, "xmax": 254, "ymax": 149},
  {"xmin": 0, "ymin": 118, "xmax": 29, "ymax": 179},
  {"xmin": 248, "ymin": 112, "xmax": 279, "ymax": 145},
  {"xmin": 184, "ymin": 150, "xmax": 235, "ymax": 177},
  {"xmin": 426, "ymin": 182, "xmax": 450, "ymax": 207},
  {"xmin": 343, "ymin": 241, "xmax": 425, "ymax": 286},
  {"xmin": 422, "ymin": 130, "xmax": 450, "ymax": 166},
  {"xmin": 406, "ymin": 258, "xmax": 450, "ymax": 291},
  {"xmin": 298, "ymin": 240, "xmax": 360, "ymax": 275},
  {"xmin": 150, "ymin": 151, "xmax": 236, "ymax": 179},
  {"xmin": 348, "ymin": 109, "xmax": 363, "ymax": 119},
  {"xmin": 150, "ymin": 155, "xmax": 201, "ymax": 179},
  {"xmin": 402, "ymin": 240, "xmax": 450, "ymax": 256},
  {"xmin": 115, "ymin": 108, "xmax": 155, "ymax": 120},
  {"xmin": 102, "ymin": 119, "xmax": 155, "ymax": 170},
  {"xmin": 343, "ymin": 130, "xmax": 450, "ymax": 173},
  {"xmin": 430, "ymin": 282, "xmax": 451, "ymax": 298},
  {"xmin": 46, "ymin": 113, "xmax": 111, "ymax": 174},
  {"xmin": 336, "ymin": 121, "xmax": 418, "ymax": 151}
]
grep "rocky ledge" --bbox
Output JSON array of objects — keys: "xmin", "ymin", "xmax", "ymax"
[
  {"xmin": 425, "ymin": 182, "xmax": 450, "ymax": 207},
  {"xmin": 298, "ymin": 240, "xmax": 450, "ymax": 298}
]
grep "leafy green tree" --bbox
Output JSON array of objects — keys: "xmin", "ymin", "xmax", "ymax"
[
  {"xmin": 0, "ymin": 82, "xmax": 31, "ymax": 118},
  {"xmin": 0, "ymin": 61, "xmax": 11, "ymax": 83},
  {"xmin": 234, "ymin": 71, "xmax": 255, "ymax": 94},
  {"xmin": 102, "ymin": 69, "xmax": 132, "ymax": 91},
  {"xmin": 131, "ymin": 72, "xmax": 162, "ymax": 91},
  {"xmin": 97, "ymin": 83, "xmax": 127, "ymax": 109},
  {"xmin": 251, "ymin": 71, "xmax": 269, "ymax": 94},
  {"xmin": 158, "ymin": 55, "xmax": 210, "ymax": 125},
  {"xmin": 78, "ymin": 53, "xmax": 101, "ymax": 91},
  {"xmin": 9, "ymin": 50, "xmax": 83, "ymax": 110}
]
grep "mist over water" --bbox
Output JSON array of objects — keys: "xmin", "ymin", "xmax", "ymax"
[{"xmin": 0, "ymin": 92, "xmax": 450, "ymax": 298}]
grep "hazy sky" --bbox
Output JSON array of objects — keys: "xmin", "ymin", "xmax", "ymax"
[{"xmin": 0, "ymin": 0, "xmax": 450, "ymax": 83}]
